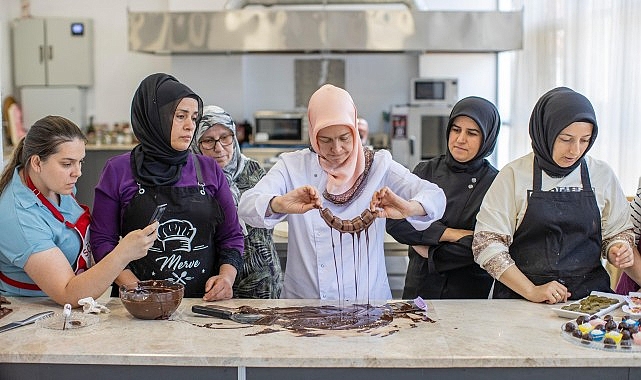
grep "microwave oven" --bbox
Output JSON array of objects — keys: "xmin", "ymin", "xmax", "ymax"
[
  {"xmin": 253, "ymin": 110, "xmax": 309, "ymax": 146},
  {"xmin": 410, "ymin": 77, "xmax": 458, "ymax": 107}
]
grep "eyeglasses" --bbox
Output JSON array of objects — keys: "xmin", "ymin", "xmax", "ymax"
[{"xmin": 199, "ymin": 134, "xmax": 234, "ymax": 150}]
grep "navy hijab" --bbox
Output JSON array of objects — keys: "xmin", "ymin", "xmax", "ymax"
[
  {"xmin": 130, "ymin": 73, "xmax": 203, "ymax": 186},
  {"xmin": 529, "ymin": 87, "xmax": 597, "ymax": 178},
  {"xmin": 445, "ymin": 96, "xmax": 501, "ymax": 172}
]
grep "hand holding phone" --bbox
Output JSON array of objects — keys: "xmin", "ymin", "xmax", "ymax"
[{"xmin": 148, "ymin": 203, "xmax": 168, "ymax": 225}]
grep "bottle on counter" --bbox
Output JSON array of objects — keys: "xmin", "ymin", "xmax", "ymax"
[{"xmin": 85, "ymin": 116, "xmax": 97, "ymax": 145}]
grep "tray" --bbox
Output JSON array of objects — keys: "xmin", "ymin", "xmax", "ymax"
[
  {"xmin": 560, "ymin": 319, "xmax": 641, "ymax": 352},
  {"xmin": 551, "ymin": 291, "xmax": 625, "ymax": 319},
  {"xmin": 621, "ymin": 292, "xmax": 641, "ymax": 317},
  {"xmin": 627, "ymin": 292, "xmax": 641, "ymax": 306},
  {"xmin": 622, "ymin": 305, "xmax": 641, "ymax": 318}
]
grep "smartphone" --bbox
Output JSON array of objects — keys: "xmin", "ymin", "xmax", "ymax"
[{"xmin": 148, "ymin": 203, "xmax": 168, "ymax": 225}]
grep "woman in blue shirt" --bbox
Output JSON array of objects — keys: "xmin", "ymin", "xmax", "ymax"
[{"xmin": 0, "ymin": 115, "xmax": 157, "ymax": 306}]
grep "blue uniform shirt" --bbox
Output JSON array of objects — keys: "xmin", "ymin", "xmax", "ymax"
[{"xmin": 0, "ymin": 168, "xmax": 84, "ymax": 296}]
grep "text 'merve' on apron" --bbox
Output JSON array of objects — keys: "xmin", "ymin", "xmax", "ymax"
[{"xmin": 120, "ymin": 158, "xmax": 224, "ymax": 298}]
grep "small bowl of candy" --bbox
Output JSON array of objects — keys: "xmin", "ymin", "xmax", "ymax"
[{"xmin": 119, "ymin": 280, "xmax": 184, "ymax": 320}]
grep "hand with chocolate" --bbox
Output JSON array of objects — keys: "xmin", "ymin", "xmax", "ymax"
[
  {"xmin": 269, "ymin": 185, "xmax": 322, "ymax": 215},
  {"xmin": 370, "ymin": 186, "xmax": 426, "ymax": 219}
]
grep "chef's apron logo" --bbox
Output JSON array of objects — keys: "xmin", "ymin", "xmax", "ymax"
[
  {"xmin": 154, "ymin": 219, "xmax": 198, "ymax": 252},
  {"xmin": 150, "ymin": 219, "xmax": 208, "ymax": 285}
]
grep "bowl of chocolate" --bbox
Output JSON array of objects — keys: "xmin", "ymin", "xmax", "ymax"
[{"xmin": 119, "ymin": 280, "xmax": 184, "ymax": 320}]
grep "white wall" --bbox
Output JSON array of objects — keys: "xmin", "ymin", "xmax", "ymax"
[
  {"xmin": 1, "ymin": 0, "xmax": 499, "ymax": 139},
  {"xmin": 1, "ymin": 0, "xmax": 172, "ymax": 130}
]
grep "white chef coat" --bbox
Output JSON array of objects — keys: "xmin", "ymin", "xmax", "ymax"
[{"xmin": 238, "ymin": 148, "xmax": 445, "ymax": 302}]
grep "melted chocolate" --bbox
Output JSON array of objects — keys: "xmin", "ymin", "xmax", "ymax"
[
  {"xmin": 121, "ymin": 286, "xmax": 182, "ymax": 320},
  {"xmin": 193, "ymin": 301, "xmax": 433, "ymax": 337},
  {"xmin": 190, "ymin": 215, "xmax": 434, "ymax": 337}
]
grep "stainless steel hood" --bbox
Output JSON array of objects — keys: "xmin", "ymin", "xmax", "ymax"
[{"xmin": 128, "ymin": 8, "xmax": 522, "ymax": 54}]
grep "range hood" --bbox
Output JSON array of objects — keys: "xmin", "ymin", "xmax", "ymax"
[{"xmin": 128, "ymin": 6, "xmax": 522, "ymax": 54}]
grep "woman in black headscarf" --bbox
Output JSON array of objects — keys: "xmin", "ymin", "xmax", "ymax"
[
  {"xmin": 89, "ymin": 73, "xmax": 244, "ymax": 300},
  {"xmin": 472, "ymin": 87, "xmax": 634, "ymax": 303},
  {"xmin": 387, "ymin": 96, "xmax": 501, "ymax": 299}
]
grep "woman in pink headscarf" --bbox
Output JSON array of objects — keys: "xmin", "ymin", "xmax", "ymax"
[{"xmin": 239, "ymin": 84, "xmax": 445, "ymax": 301}]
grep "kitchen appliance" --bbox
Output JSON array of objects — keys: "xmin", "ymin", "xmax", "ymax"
[
  {"xmin": 253, "ymin": 110, "xmax": 308, "ymax": 146},
  {"xmin": 12, "ymin": 17, "xmax": 93, "ymax": 87},
  {"xmin": 389, "ymin": 104, "xmax": 453, "ymax": 171},
  {"xmin": 127, "ymin": 9, "xmax": 523, "ymax": 54},
  {"xmin": 410, "ymin": 77, "xmax": 458, "ymax": 108},
  {"xmin": 20, "ymin": 87, "xmax": 86, "ymax": 132},
  {"xmin": 389, "ymin": 77, "xmax": 457, "ymax": 170}
]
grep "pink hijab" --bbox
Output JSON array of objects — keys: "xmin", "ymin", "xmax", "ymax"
[{"xmin": 308, "ymin": 84, "xmax": 365, "ymax": 195}]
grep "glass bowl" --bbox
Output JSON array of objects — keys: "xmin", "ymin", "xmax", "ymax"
[{"xmin": 119, "ymin": 280, "xmax": 184, "ymax": 320}]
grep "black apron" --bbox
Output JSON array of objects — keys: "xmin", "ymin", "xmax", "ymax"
[
  {"xmin": 403, "ymin": 239, "xmax": 492, "ymax": 299},
  {"xmin": 493, "ymin": 158, "xmax": 611, "ymax": 300},
  {"xmin": 119, "ymin": 158, "xmax": 224, "ymax": 298}
]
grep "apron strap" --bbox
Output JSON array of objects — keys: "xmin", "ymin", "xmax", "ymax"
[
  {"xmin": 579, "ymin": 158, "xmax": 591, "ymax": 190},
  {"xmin": 533, "ymin": 157, "xmax": 591, "ymax": 191},
  {"xmin": 192, "ymin": 154, "xmax": 206, "ymax": 196},
  {"xmin": 533, "ymin": 157, "xmax": 543, "ymax": 191}
]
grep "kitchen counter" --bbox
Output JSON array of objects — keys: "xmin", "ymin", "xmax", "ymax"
[{"xmin": 1, "ymin": 293, "xmax": 640, "ymax": 380}]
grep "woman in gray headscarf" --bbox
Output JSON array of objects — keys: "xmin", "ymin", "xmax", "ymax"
[{"xmin": 193, "ymin": 105, "xmax": 283, "ymax": 298}]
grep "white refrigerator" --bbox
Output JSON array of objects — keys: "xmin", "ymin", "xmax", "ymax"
[
  {"xmin": 389, "ymin": 104, "xmax": 452, "ymax": 171},
  {"xmin": 20, "ymin": 87, "xmax": 86, "ymax": 131}
]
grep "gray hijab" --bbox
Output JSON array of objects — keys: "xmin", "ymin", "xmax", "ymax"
[{"xmin": 192, "ymin": 105, "xmax": 248, "ymax": 205}]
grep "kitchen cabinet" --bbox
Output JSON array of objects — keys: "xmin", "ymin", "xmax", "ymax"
[{"xmin": 11, "ymin": 18, "xmax": 93, "ymax": 87}]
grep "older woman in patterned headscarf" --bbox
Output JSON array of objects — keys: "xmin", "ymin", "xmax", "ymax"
[{"xmin": 193, "ymin": 105, "xmax": 283, "ymax": 299}]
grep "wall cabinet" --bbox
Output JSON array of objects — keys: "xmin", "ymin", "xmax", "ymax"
[{"xmin": 11, "ymin": 18, "xmax": 93, "ymax": 87}]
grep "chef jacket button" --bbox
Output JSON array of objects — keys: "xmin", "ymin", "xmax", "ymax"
[
  {"xmin": 320, "ymin": 263, "xmax": 325, "ymax": 268},
  {"xmin": 471, "ymin": 177, "xmax": 477, "ymax": 183},
  {"xmin": 314, "ymin": 174, "xmax": 318, "ymax": 177},
  {"xmin": 468, "ymin": 184, "xmax": 474, "ymax": 189}
]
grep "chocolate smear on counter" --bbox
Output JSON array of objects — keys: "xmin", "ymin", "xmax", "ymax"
[
  {"xmin": 191, "ymin": 301, "xmax": 434, "ymax": 337},
  {"xmin": 189, "ymin": 214, "xmax": 436, "ymax": 337},
  {"xmin": 0, "ymin": 296, "xmax": 12, "ymax": 319}
]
